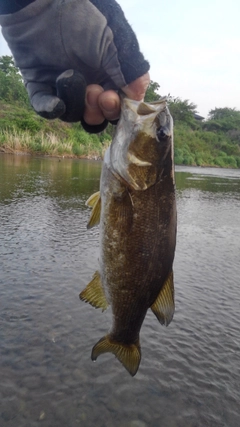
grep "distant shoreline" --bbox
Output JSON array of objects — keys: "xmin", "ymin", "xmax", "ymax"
[
  {"xmin": 0, "ymin": 145, "xmax": 102, "ymax": 161},
  {"xmin": 1, "ymin": 148, "xmax": 236, "ymax": 169}
]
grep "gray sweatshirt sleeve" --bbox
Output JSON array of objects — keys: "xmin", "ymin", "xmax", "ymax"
[{"xmin": 0, "ymin": 0, "xmax": 149, "ymax": 126}]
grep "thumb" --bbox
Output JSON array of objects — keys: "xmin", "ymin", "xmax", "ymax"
[{"xmin": 121, "ymin": 73, "xmax": 150, "ymax": 101}]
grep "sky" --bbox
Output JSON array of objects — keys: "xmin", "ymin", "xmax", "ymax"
[{"xmin": 0, "ymin": 0, "xmax": 239, "ymax": 118}]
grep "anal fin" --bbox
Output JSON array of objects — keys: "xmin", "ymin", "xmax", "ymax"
[
  {"xmin": 79, "ymin": 271, "xmax": 108, "ymax": 311},
  {"xmin": 151, "ymin": 271, "xmax": 175, "ymax": 326},
  {"xmin": 91, "ymin": 335, "xmax": 141, "ymax": 377}
]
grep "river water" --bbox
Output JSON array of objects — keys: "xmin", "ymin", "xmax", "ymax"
[{"xmin": 0, "ymin": 154, "xmax": 239, "ymax": 427}]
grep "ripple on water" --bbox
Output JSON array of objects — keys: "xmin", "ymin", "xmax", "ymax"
[{"xmin": 0, "ymin": 159, "xmax": 240, "ymax": 427}]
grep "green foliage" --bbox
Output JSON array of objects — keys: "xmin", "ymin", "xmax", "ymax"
[
  {"xmin": 214, "ymin": 152, "xmax": 238, "ymax": 168},
  {"xmin": 0, "ymin": 100, "xmax": 108, "ymax": 157},
  {"xmin": 227, "ymin": 129, "xmax": 240, "ymax": 144},
  {"xmin": 144, "ymin": 81, "xmax": 161, "ymax": 102},
  {"xmin": 0, "ymin": 103, "xmax": 43, "ymax": 133},
  {"xmin": 204, "ymin": 107, "xmax": 240, "ymax": 136},
  {"xmin": 0, "ymin": 66, "xmax": 240, "ymax": 167},
  {"xmin": 173, "ymin": 121, "xmax": 240, "ymax": 168},
  {"xmin": 10, "ymin": 112, "xmax": 42, "ymax": 133},
  {"xmin": 167, "ymin": 97, "xmax": 240, "ymax": 168},
  {"xmin": 208, "ymin": 107, "xmax": 240, "ymax": 121},
  {"xmin": 71, "ymin": 130, "xmax": 102, "ymax": 156},
  {"xmin": 168, "ymin": 97, "xmax": 198, "ymax": 128},
  {"xmin": 0, "ymin": 55, "xmax": 29, "ymax": 107},
  {"xmin": 98, "ymin": 132, "xmax": 112, "ymax": 143},
  {"xmin": 0, "ymin": 56, "xmax": 18, "ymax": 75}
]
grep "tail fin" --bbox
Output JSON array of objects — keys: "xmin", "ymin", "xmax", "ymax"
[{"xmin": 91, "ymin": 335, "xmax": 141, "ymax": 377}]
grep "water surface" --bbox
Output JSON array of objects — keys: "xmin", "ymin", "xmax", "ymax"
[{"xmin": 0, "ymin": 155, "xmax": 240, "ymax": 427}]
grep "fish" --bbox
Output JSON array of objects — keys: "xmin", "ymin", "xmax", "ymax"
[{"xmin": 80, "ymin": 96, "xmax": 177, "ymax": 376}]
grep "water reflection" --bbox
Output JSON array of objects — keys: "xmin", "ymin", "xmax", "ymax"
[
  {"xmin": 0, "ymin": 154, "xmax": 102, "ymax": 204},
  {"xmin": 176, "ymin": 166, "xmax": 240, "ymax": 195},
  {"xmin": 0, "ymin": 154, "xmax": 240, "ymax": 427}
]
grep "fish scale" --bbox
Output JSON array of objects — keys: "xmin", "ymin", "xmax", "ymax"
[{"xmin": 80, "ymin": 96, "xmax": 177, "ymax": 376}]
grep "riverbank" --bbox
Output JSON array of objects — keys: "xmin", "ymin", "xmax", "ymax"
[
  {"xmin": 0, "ymin": 100, "xmax": 112, "ymax": 160},
  {"xmin": 0, "ymin": 128, "xmax": 107, "ymax": 160},
  {"xmin": 0, "ymin": 144, "xmax": 237, "ymax": 170},
  {"xmin": 1, "ymin": 101, "xmax": 240, "ymax": 168},
  {"xmin": 1, "ymin": 129, "xmax": 240, "ymax": 168}
]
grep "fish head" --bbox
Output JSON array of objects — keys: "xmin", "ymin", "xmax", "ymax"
[{"xmin": 110, "ymin": 96, "xmax": 174, "ymax": 191}]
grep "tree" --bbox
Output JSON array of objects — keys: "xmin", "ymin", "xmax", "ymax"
[
  {"xmin": 0, "ymin": 55, "xmax": 29, "ymax": 106},
  {"xmin": 208, "ymin": 107, "xmax": 239, "ymax": 121},
  {"xmin": 144, "ymin": 80, "xmax": 161, "ymax": 102},
  {"xmin": 168, "ymin": 97, "xmax": 198, "ymax": 127},
  {"xmin": 0, "ymin": 55, "xmax": 19, "ymax": 76},
  {"xmin": 204, "ymin": 107, "xmax": 240, "ymax": 134}
]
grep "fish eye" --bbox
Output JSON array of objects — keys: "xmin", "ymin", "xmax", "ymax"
[{"xmin": 156, "ymin": 126, "xmax": 169, "ymax": 141}]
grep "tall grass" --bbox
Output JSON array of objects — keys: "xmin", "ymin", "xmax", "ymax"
[{"xmin": 0, "ymin": 128, "xmax": 110, "ymax": 159}]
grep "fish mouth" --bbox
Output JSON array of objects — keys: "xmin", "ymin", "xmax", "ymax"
[{"xmin": 108, "ymin": 96, "xmax": 174, "ymax": 191}]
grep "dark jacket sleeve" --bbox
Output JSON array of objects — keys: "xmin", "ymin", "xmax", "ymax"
[
  {"xmin": 0, "ymin": 0, "xmax": 149, "ymax": 89},
  {"xmin": 0, "ymin": 0, "xmax": 150, "ymax": 128},
  {"xmin": 0, "ymin": 0, "xmax": 36, "ymax": 14},
  {"xmin": 90, "ymin": 0, "xmax": 150, "ymax": 84}
]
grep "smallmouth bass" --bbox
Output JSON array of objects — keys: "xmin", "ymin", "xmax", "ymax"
[{"xmin": 80, "ymin": 97, "xmax": 177, "ymax": 376}]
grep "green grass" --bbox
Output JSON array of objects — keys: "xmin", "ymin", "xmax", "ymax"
[
  {"xmin": 0, "ymin": 101, "xmax": 240, "ymax": 167},
  {"xmin": 0, "ymin": 127, "xmax": 111, "ymax": 158},
  {"xmin": 0, "ymin": 101, "xmax": 111, "ymax": 158}
]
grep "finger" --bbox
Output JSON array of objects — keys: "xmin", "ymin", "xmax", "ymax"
[
  {"xmin": 122, "ymin": 72, "xmax": 150, "ymax": 101},
  {"xmin": 98, "ymin": 90, "xmax": 121, "ymax": 122},
  {"xmin": 84, "ymin": 85, "xmax": 105, "ymax": 125}
]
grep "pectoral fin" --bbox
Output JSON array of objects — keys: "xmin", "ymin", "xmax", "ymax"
[
  {"xmin": 85, "ymin": 191, "xmax": 101, "ymax": 229},
  {"xmin": 86, "ymin": 191, "xmax": 100, "ymax": 208},
  {"xmin": 151, "ymin": 271, "xmax": 175, "ymax": 326},
  {"xmin": 79, "ymin": 271, "xmax": 108, "ymax": 311},
  {"xmin": 127, "ymin": 152, "xmax": 152, "ymax": 167},
  {"xmin": 91, "ymin": 335, "xmax": 141, "ymax": 377}
]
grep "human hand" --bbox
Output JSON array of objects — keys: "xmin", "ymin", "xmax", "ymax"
[
  {"xmin": 44, "ymin": 69, "xmax": 150, "ymax": 133},
  {"xmin": 83, "ymin": 73, "xmax": 150, "ymax": 129},
  {"xmin": 0, "ymin": 0, "xmax": 150, "ymax": 132}
]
